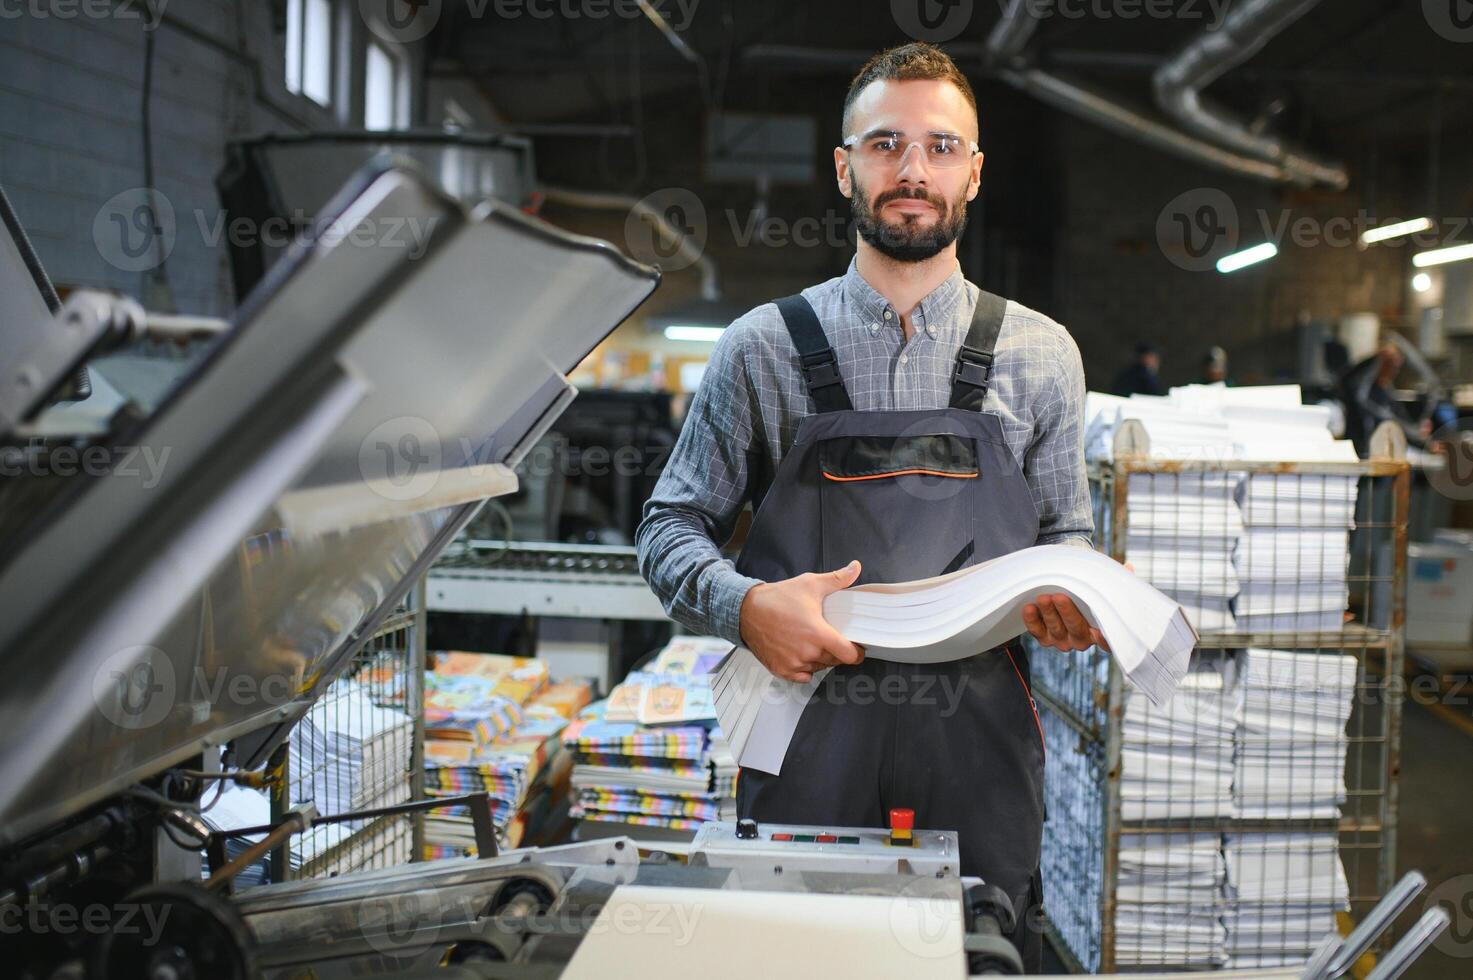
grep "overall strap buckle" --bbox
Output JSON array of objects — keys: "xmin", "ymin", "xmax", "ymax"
[
  {"xmin": 949, "ymin": 290, "xmax": 1007, "ymax": 412},
  {"xmin": 774, "ymin": 293, "xmax": 853, "ymax": 413},
  {"xmin": 800, "ymin": 349, "xmax": 844, "ymax": 391},
  {"xmin": 952, "ymin": 345, "xmax": 994, "ymax": 393}
]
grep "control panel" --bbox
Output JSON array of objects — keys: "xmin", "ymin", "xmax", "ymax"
[{"xmin": 689, "ymin": 810, "xmax": 960, "ymax": 877}]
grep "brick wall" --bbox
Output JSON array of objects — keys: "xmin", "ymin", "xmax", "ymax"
[{"xmin": 0, "ymin": 1, "xmax": 444, "ymax": 317}]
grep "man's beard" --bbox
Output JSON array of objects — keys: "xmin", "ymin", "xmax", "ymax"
[{"xmin": 851, "ymin": 175, "xmax": 969, "ymax": 263}]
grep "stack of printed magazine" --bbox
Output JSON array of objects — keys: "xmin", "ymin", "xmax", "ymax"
[{"xmin": 566, "ymin": 636, "xmax": 736, "ymax": 833}]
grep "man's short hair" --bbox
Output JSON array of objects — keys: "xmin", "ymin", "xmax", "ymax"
[{"xmin": 842, "ymin": 43, "xmax": 979, "ymax": 139}]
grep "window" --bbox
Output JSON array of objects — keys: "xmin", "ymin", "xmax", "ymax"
[
  {"xmin": 365, "ymin": 41, "xmax": 399, "ymax": 131},
  {"xmin": 286, "ymin": 0, "xmax": 333, "ymax": 107}
]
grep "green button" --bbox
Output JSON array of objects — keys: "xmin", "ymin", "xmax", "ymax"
[
  {"xmin": 791, "ymin": 834, "xmax": 816, "ymax": 843},
  {"xmin": 838, "ymin": 836, "xmax": 861, "ymax": 844}
]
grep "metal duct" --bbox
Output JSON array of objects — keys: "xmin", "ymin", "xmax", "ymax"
[
  {"xmin": 1152, "ymin": 0, "xmax": 1348, "ymax": 189},
  {"xmin": 996, "ymin": 68, "xmax": 1295, "ymax": 183}
]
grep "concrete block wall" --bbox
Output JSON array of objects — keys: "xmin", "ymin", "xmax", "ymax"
[
  {"xmin": 1055, "ymin": 122, "xmax": 1414, "ymax": 390},
  {"xmin": 0, "ymin": 1, "xmax": 437, "ymax": 317}
]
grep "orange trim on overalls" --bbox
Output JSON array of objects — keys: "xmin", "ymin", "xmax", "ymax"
[
  {"xmin": 821, "ymin": 468, "xmax": 979, "ymax": 482},
  {"xmin": 1004, "ymin": 644, "xmax": 1047, "ymax": 759}
]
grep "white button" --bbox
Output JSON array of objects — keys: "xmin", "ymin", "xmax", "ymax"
[
  {"xmin": 900, "ymin": 354, "xmax": 909, "ymax": 365},
  {"xmin": 883, "ymin": 310, "xmax": 893, "ymax": 320},
  {"xmin": 927, "ymin": 326, "xmax": 936, "ymax": 337},
  {"xmin": 870, "ymin": 324, "xmax": 879, "ymax": 333}
]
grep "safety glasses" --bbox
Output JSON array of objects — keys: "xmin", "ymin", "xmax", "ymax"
[{"xmin": 841, "ymin": 130, "xmax": 980, "ymax": 170}]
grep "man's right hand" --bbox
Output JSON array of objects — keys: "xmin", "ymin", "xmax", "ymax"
[{"xmin": 738, "ymin": 560, "xmax": 866, "ymax": 683}]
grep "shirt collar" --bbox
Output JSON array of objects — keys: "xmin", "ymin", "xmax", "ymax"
[{"xmin": 842, "ymin": 256, "xmax": 968, "ymax": 334}]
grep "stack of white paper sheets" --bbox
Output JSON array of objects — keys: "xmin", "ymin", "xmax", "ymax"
[
  {"xmin": 1230, "ymin": 402, "xmax": 1359, "ymax": 633},
  {"xmin": 1235, "ymin": 649, "xmax": 1356, "ymax": 819},
  {"xmin": 1114, "ymin": 833, "xmax": 1227, "ymax": 967},
  {"xmin": 713, "ymin": 546, "xmax": 1196, "ymax": 774},
  {"xmin": 1085, "ymin": 391, "xmax": 1237, "ymax": 462},
  {"xmin": 1240, "ymin": 473, "xmax": 1358, "ymax": 526},
  {"xmin": 1125, "ymin": 472, "xmax": 1244, "ymax": 632},
  {"xmin": 1121, "ymin": 657, "xmax": 1235, "ymax": 821},
  {"xmin": 1224, "ymin": 832, "xmax": 1349, "ymax": 967},
  {"xmin": 1234, "ymin": 474, "xmax": 1358, "ymax": 633}
]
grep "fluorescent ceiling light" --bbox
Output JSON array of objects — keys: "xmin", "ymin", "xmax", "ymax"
[
  {"xmin": 664, "ymin": 325, "xmax": 726, "ymax": 342},
  {"xmin": 1216, "ymin": 242, "xmax": 1278, "ymax": 273},
  {"xmin": 1360, "ymin": 217, "xmax": 1433, "ymax": 245},
  {"xmin": 1412, "ymin": 272, "xmax": 1432, "ymax": 293},
  {"xmin": 1413, "ymin": 243, "xmax": 1473, "ymax": 268}
]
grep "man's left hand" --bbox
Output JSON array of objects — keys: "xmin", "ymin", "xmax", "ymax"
[{"xmin": 1023, "ymin": 594, "xmax": 1109, "ymax": 653}]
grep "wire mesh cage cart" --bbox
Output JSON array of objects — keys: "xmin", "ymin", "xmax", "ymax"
[
  {"xmin": 268, "ymin": 583, "xmax": 428, "ymax": 882},
  {"xmin": 1036, "ymin": 420, "xmax": 1410, "ymax": 973}
]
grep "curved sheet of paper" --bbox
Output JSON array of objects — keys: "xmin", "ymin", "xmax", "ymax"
[
  {"xmin": 713, "ymin": 545, "xmax": 1198, "ymax": 775},
  {"xmin": 823, "ymin": 545, "xmax": 1196, "ymax": 705}
]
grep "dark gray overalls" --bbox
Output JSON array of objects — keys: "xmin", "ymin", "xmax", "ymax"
[{"xmin": 733, "ymin": 290, "xmax": 1048, "ymax": 970}]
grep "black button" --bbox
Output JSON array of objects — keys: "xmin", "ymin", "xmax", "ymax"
[{"xmin": 736, "ymin": 818, "xmax": 758, "ymax": 840}]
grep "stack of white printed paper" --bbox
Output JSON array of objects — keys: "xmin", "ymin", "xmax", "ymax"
[
  {"xmin": 1121, "ymin": 656, "xmax": 1235, "ymax": 821},
  {"xmin": 1224, "ymin": 832, "xmax": 1349, "ymax": 968},
  {"xmin": 1235, "ymin": 474, "xmax": 1357, "ymax": 633},
  {"xmin": 1235, "ymin": 649, "xmax": 1356, "ymax": 819},
  {"xmin": 1114, "ymin": 833, "xmax": 1227, "ymax": 967},
  {"xmin": 1125, "ymin": 472, "xmax": 1243, "ymax": 632},
  {"xmin": 1085, "ymin": 391, "xmax": 1237, "ymax": 462},
  {"xmin": 1230, "ymin": 398, "xmax": 1358, "ymax": 633},
  {"xmin": 713, "ymin": 546, "xmax": 1196, "ymax": 774}
]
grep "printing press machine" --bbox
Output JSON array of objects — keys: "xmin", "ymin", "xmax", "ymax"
[{"xmin": 0, "ymin": 163, "xmax": 1451, "ymax": 979}]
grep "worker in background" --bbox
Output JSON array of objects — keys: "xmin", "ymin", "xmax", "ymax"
[
  {"xmin": 1198, "ymin": 345, "xmax": 1232, "ymax": 385},
  {"xmin": 637, "ymin": 43, "xmax": 1100, "ymax": 972},
  {"xmin": 1341, "ymin": 340, "xmax": 1430, "ymax": 457},
  {"xmin": 1112, "ymin": 342, "xmax": 1164, "ymax": 396}
]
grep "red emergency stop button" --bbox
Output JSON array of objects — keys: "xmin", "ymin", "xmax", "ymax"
[{"xmin": 889, "ymin": 807, "xmax": 914, "ymax": 846}]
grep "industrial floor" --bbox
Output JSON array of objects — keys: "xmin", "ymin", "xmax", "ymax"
[{"xmin": 1395, "ymin": 678, "xmax": 1473, "ymax": 979}]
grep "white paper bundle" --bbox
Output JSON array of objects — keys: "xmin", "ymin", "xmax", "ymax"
[
  {"xmin": 1240, "ymin": 474, "xmax": 1358, "ymax": 526},
  {"xmin": 1225, "ymin": 832, "xmax": 1349, "ymax": 967},
  {"xmin": 1229, "ymin": 416, "xmax": 1357, "ymax": 634},
  {"xmin": 1234, "ymin": 649, "xmax": 1356, "ymax": 820},
  {"xmin": 1126, "ymin": 472, "xmax": 1244, "ymax": 633},
  {"xmin": 1121, "ymin": 657, "xmax": 1235, "ymax": 821},
  {"xmin": 713, "ymin": 546, "xmax": 1196, "ymax": 774},
  {"xmin": 1114, "ymin": 833, "xmax": 1227, "ymax": 967}
]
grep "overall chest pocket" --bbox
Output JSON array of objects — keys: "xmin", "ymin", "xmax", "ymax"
[{"xmin": 817, "ymin": 433, "xmax": 980, "ymax": 585}]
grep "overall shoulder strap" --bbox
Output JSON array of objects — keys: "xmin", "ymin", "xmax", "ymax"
[
  {"xmin": 774, "ymin": 294, "xmax": 853, "ymax": 414},
  {"xmin": 949, "ymin": 289, "xmax": 1008, "ymax": 412}
]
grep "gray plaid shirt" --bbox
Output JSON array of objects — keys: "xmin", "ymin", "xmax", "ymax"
[{"xmin": 635, "ymin": 257, "xmax": 1092, "ymax": 646}]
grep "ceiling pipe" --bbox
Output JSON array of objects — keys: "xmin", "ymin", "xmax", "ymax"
[
  {"xmin": 1152, "ymin": 0, "xmax": 1349, "ymax": 189},
  {"xmin": 986, "ymin": 0, "xmax": 1041, "ymax": 66},
  {"xmin": 996, "ymin": 68, "xmax": 1295, "ymax": 184}
]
